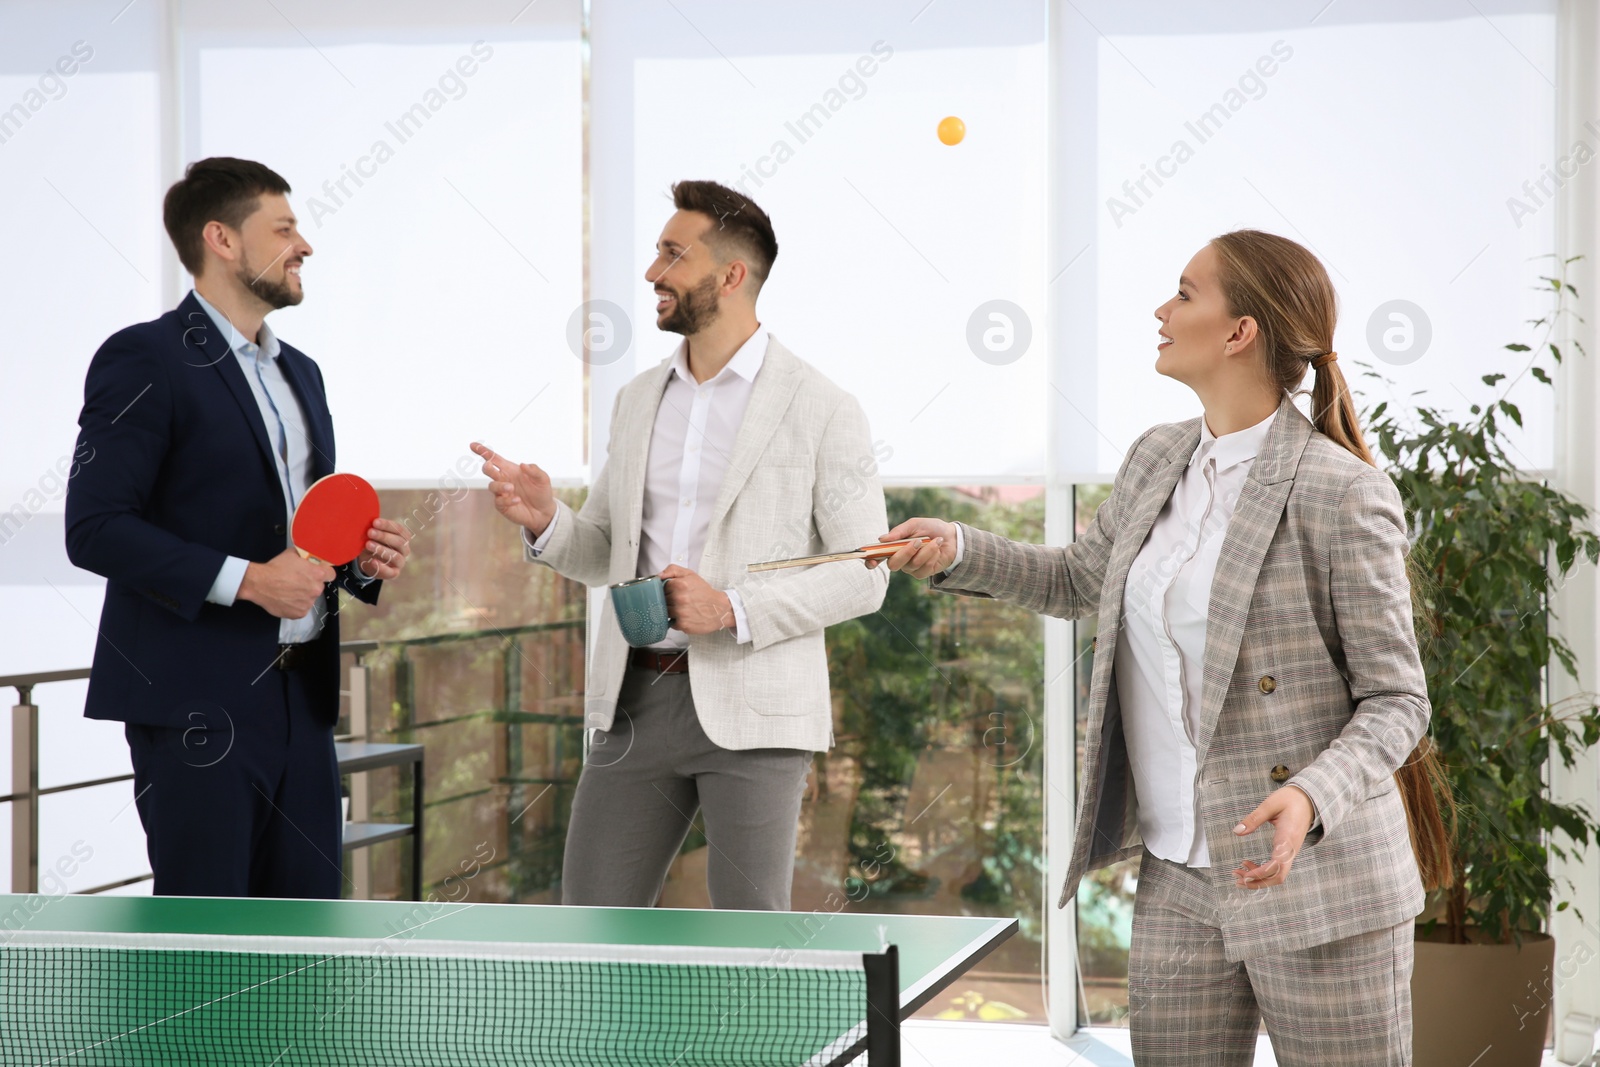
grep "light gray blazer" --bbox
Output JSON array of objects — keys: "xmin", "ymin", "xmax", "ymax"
[
  {"xmin": 531, "ymin": 336, "xmax": 889, "ymax": 752},
  {"xmin": 935, "ymin": 393, "xmax": 1428, "ymax": 959}
]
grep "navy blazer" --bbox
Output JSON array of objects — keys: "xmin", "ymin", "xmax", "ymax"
[{"xmin": 66, "ymin": 293, "xmax": 380, "ymax": 729}]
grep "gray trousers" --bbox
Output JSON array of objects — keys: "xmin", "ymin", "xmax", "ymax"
[
  {"xmin": 1128, "ymin": 851, "xmax": 1414, "ymax": 1066},
  {"xmin": 560, "ymin": 666, "xmax": 813, "ymax": 910}
]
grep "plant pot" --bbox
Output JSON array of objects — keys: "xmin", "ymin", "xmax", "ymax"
[{"xmin": 1412, "ymin": 927, "xmax": 1554, "ymax": 1067}]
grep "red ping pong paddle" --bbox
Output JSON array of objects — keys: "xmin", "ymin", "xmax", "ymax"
[{"xmin": 291, "ymin": 473, "xmax": 380, "ymax": 566}]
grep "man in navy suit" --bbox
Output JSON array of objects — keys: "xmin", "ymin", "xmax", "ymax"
[{"xmin": 65, "ymin": 157, "xmax": 412, "ymax": 898}]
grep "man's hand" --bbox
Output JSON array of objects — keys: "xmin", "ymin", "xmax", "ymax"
[
  {"xmin": 660, "ymin": 565, "xmax": 735, "ymax": 635},
  {"xmin": 865, "ymin": 517, "xmax": 957, "ymax": 579},
  {"xmin": 239, "ymin": 548, "xmax": 335, "ymax": 619},
  {"xmin": 1231, "ymin": 785, "xmax": 1316, "ymax": 889},
  {"xmin": 472, "ymin": 442, "xmax": 557, "ymax": 535},
  {"xmin": 355, "ymin": 517, "xmax": 411, "ymax": 581}
]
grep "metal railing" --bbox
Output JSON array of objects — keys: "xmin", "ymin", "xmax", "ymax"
[{"xmin": 0, "ymin": 619, "xmax": 584, "ymax": 896}]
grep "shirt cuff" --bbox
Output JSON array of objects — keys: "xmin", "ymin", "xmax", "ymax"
[
  {"xmin": 941, "ymin": 522, "xmax": 966, "ymax": 575},
  {"xmin": 206, "ymin": 555, "xmax": 250, "ymax": 607},
  {"xmin": 523, "ymin": 511, "xmax": 559, "ymax": 557},
  {"xmin": 724, "ymin": 588, "xmax": 752, "ymax": 644}
]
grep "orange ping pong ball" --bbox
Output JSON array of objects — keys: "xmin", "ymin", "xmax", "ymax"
[{"xmin": 937, "ymin": 116, "xmax": 966, "ymax": 146}]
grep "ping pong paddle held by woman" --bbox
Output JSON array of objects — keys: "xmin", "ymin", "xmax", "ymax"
[{"xmin": 865, "ymin": 517, "xmax": 957, "ymax": 577}]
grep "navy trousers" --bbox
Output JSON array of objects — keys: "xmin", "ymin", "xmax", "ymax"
[{"xmin": 125, "ymin": 664, "xmax": 343, "ymax": 898}]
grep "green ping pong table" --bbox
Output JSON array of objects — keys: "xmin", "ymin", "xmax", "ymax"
[{"xmin": 0, "ymin": 893, "xmax": 1015, "ymax": 1066}]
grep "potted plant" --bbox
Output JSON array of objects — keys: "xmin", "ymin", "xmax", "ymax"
[{"xmin": 1362, "ymin": 256, "xmax": 1600, "ymax": 1066}]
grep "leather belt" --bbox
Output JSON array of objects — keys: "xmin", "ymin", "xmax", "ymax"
[
  {"xmin": 274, "ymin": 643, "xmax": 312, "ymax": 671},
  {"xmin": 629, "ymin": 648, "xmax": 689, "ymax": 674}
]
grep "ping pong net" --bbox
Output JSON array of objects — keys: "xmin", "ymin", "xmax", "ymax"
[{"xmin": 0, "ymin": 929, "xmax": 902, "ymax": 1066}]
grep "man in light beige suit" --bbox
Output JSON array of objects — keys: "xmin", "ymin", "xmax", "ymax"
[{"xmin": 473, "ymin": 181, "xmax": 888, "ymax": 910}]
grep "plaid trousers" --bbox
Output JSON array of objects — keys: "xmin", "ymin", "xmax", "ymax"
[{"xmin": 1127, "ymin": 850, "xmax": 1413, "ymax": 1066}]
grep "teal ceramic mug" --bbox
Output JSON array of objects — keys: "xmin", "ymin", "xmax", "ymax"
[{"xmin": 610, "ymin": 576, "xmax": 674, "ymax": 647}]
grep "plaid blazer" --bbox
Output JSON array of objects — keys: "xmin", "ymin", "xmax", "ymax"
[{"xmin": 935, "ymin": 393, "xmax": 1428, "ymax": 960}]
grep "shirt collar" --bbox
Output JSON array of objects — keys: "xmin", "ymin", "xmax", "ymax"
[
  {"xmin": 191, "ymin": 289, "xmax": 281, "ymax": 361},
  {"xmin": 670, "ymin": 327, "xmax": 768, "ymax": 386},
  {"xmin": 1190, "ymin": 407, "xmax": 1278, "ymax": 474}
]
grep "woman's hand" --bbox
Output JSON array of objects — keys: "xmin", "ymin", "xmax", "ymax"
[
  {"xmin": 1231, "ymin": 785, "xmax": 1316, "ymax": 889},
  {"xmin": 866, "ymin": 518, "xmax": 957, "ymax": 578}
]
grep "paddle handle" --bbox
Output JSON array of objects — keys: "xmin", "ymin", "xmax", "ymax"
[
  {"xmin": 295, "ymin": 545, "xmax": 334, "ymax": 567},
  {"xmin": 745, "ymin": 537, "xmax": 930, "ymax": 573}
]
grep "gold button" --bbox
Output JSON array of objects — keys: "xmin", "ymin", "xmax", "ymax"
[
  {"xmin": 1270, "ymin": 764, "xmax": 1291, "ymax": 783},
  {"xmin": 1258, "ymin": 675, "xmax": 1277, "ymax": 694}
]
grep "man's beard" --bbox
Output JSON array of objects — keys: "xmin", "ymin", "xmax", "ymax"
[
  {"xmin": 657, "ymin": 273, "xmax": 720, "ymax": 335},
  {"xmin": 238, "ymin": 253, "xmax": 301, "ymax": 310}
]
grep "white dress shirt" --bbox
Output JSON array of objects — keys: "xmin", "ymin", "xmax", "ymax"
[
  {"xmin": 529, "ymin": 330, "xmax": 767, "ymax": 648},
  {"xmin": 194, "ymin": 290, "xmax": 366, "ymax": 643},
  {"xmin": 942, "ymin": 407, "xmax": 1315, "ymax": 861},
  {"xmin": 1113, "ymin": 408, "xmax": 1278, "ymax": 867}
]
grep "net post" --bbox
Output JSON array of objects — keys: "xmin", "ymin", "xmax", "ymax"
[
  {"xmin": 863, "ymin": 944, "xmax": 901, "ymax": 1067},
  {"xmin": 11, "ymin": 685, "xmax": 38, "ymax": 893},
  {"xmin": 410, "ymin": 752, "xmax": 424, "ymax": 902}
]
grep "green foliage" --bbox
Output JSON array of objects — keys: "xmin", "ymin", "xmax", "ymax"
[
  {"xmin": 826, "ymin": 486, "xmax": 1046, "ymax": 942},
  {"xmin": 828, "ymin": 488, "xmax": 949, "ymax": 897},
  {"xmin": 1362, "ymin": 255, "xmax": 1600, "ymax": 943},
  {"xmin": 1076, "ymin": 864, "xmax": 1136, "ymax": 978}
]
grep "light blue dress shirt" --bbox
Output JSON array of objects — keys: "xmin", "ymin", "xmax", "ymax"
[{"xmin": 193, "ymin": 290, "xmax": 368, "ymax": 643}]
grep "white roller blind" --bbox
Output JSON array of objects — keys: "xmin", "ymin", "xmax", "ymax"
[
  {"xmin": 0, "ymin": 2, "xmax": 166, "ymax": 520},
  {"xmin": 0, "ymin": 1, "xmax": 174, "ymax": 892},
  {"xmin": 593, "ymin": 1, "xmax": 1049, "ymax": 482},
  {"xmin": 182, "ymin": 0, "xmax": 585, "ymax": 484},
  {"xmin": 1055, "ymin": 2, "xmax": 1559, "ymax": 477}
]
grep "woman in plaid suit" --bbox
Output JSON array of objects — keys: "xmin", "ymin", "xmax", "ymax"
[{"xmin": 875, "ymin": 230, "xmax": 1449, "ymax": 1065}]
